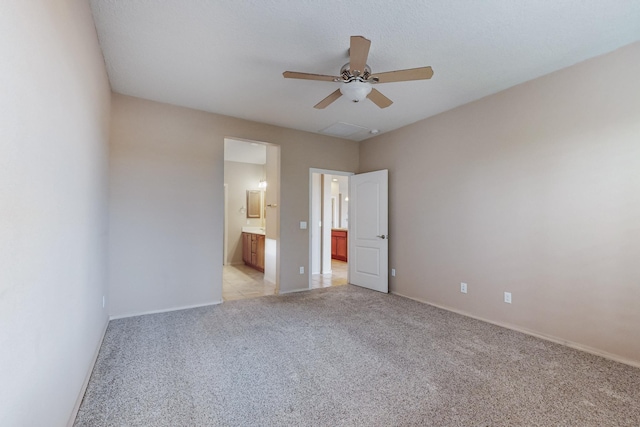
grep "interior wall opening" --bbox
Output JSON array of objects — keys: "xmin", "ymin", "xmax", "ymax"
[
  {"xmin": 309, "ymin": 169, "xmax": 353, "ymax": 290},
  {"xmin": 223, "ymin": 138, "xmax": 280, "ymax": 301}
]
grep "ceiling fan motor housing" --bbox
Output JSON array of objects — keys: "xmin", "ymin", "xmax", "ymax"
[{"xmin": 340, "ymin": 63, "xmax": 372, "ymax": 81}]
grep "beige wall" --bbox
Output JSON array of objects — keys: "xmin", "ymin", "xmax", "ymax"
[
  {"xmin": 109, "ymin": 94, "xmax": 359, "ymax": 317},
  {"xmin": 0, "ymin": 0, "xmax": 111, "ymax": 425},
  {"xmin": 225, "ymin": 160, "xmax": 265, "ymax": 265},
  {"xmin": 359, "ymin": 42, "xmax": 640, "ymax": 364}
]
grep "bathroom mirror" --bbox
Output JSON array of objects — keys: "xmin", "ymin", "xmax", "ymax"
[{"xmin": 246, "ymin": 190, "xmax": 261, "ymax": 218}]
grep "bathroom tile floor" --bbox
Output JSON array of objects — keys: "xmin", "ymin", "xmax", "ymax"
[
  {"xmin": 222, "ymin": 260, "xmax": 348, "ymax": 301},
  {"xmin": 311, "ymin": 260, "xmax": 348, "ymax": 289},
  {"xmin": 222, "ymin": 264, "xmax": 275, "ymax": 301}
]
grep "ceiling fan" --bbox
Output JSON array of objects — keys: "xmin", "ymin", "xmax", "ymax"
[{"xmin": 283, "ymin": 35, "xmax": 433, "ymax": 109}]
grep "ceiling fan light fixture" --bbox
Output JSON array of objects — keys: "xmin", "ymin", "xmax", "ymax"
[
  {"xmin": 283, "ymin": 36, "xmax": 432, "ymax": 109},
  {"xmin": 340, "ymin": 81, "xmax": 372, "ymax": 103}
]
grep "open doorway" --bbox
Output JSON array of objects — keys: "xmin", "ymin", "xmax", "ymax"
[
  {"xmin": 223, "ymin": 138, "xmax": 280, "ymax": 301},
  {"xmin": 309, "ymin": 169, "xmax": 353, "ymax": 289}
]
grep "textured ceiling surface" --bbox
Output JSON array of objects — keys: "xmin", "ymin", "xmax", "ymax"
[
  {"xmin": 90, "ymin": 0, "xmax": 640, "ymax": 140},
  {"xmin": 224, "ymin": 139, "xmax": 266, "ymax": 165}
]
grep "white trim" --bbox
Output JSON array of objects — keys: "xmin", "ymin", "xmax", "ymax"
[
  {"xmin": 223, "ymin": 183, "xmax": 228, "ymax": 265},
  {"xmin": 392, "ymin": 291, "xmax": 640, "ymax": 369},
  {"xmin": 67, "ymin": 318, "xmax": 109, "ymax": 427},
  {"xmin": 109, "ymin": 300, "xmax": 223, "ymax": 320}
]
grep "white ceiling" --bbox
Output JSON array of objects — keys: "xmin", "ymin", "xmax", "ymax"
[
  {"xmin": 89, "ymin": 1, "xmax": 640, "ymax": 141},
  {"xmin": 224, "ymin": 139, "xmax": 266, "ymax": 165}
]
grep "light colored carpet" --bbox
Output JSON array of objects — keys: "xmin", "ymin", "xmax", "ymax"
[{"xmin": 74, "ymin": 285, "xmax": 640, "ymax": 426}]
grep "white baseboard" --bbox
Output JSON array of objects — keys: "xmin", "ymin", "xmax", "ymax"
[
  {"xmin": 391, "ymin": 291, "xmax": 640, "ymax": 369},
  {"xmin": 67, "ymin": 318, "xmax": 109, "ymax": 427},
  {"xmin": 109, "ymin": 300, "xmax": 223, "ymax": 320}
]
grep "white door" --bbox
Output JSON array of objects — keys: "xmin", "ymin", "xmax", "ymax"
[{"xmin": 349, "ymin": 170, "xmax": 388, "ymax": 293}]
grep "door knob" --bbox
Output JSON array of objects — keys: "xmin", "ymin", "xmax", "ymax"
[
  {"xmin": 376, "ymin": 234, "xmax": 388, "ymax": 239},
  {"xmin": 267, "ymin": 204, "xmax": 278, "ymax": 208}
]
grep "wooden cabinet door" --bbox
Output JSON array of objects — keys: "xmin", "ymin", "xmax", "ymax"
[
  {"xmin": 242, "ymin": 232, "xmax": 253, "ymax": 265},
  {"xmin": 331, "ymin": 233, "xmax": 337, "ymax": 257},
  {"xmin": 336, "ymin": 235, "xmax": 347, "ymax": 262},
  {"xmin": 256, "ymin": 234, "xmax": 265, "ymax": 271},
  {"xmin": 251, "ymin": 234, "xmax": 257, "ymax": 253},
  {"xmin": 250, "ymin": 234, "xmax": 257, "ymax": 266}
]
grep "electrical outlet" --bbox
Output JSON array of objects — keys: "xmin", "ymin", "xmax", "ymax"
[
  {"xmin": 299, "ymin": 266, "xmax": 304, "ymax": 274},
  {"xmin": 504, "ymin": 292, "xmax": 512, "ymax": 304},
  {"xmin": 391, "ymin": 269, "xmax": 396, "ymax": 277},
  {"xmin": 460, "ymin": 282, "xmax": 467, "ymax": 294}
]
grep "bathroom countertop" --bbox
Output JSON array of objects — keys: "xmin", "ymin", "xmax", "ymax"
[{"xmin": 242, "ymin": 226, "xmax": 265, "ymax": 235}]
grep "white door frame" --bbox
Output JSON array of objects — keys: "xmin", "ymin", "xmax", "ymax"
[
  {"xmin": 223, "ymin": 183, "xmax": 228, "ymax": 265},
  {"xmin": 308, "ymin": 168, "xmax": 354, "ymax": 289}
]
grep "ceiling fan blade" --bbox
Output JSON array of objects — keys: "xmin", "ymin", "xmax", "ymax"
[
  {"xmin": 371, "ymin": 66, "xmax": 434, "ymax": 83},
  {"xmin": 283, "ymin": 71, "xmax": 340, "ymax": 82},
  {"xmin": 314, "ymin": 89, "xmax": 342, "ymax": 109},
  {"xmin": 367, "ymin": 89, "xmax": 393, "ymax": 109},
  {"xmin": 349, "ymin": 36, "xmax": 371, "ymax": 76}
]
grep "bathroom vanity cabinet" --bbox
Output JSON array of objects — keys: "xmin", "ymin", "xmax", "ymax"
[
  {"xmin": 242, "ymin": 231, "xmax": 265, "ymax": 272},
  {"xmin": 331, "ymin": 229, "xmax": 348, "ymax": 262}
]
